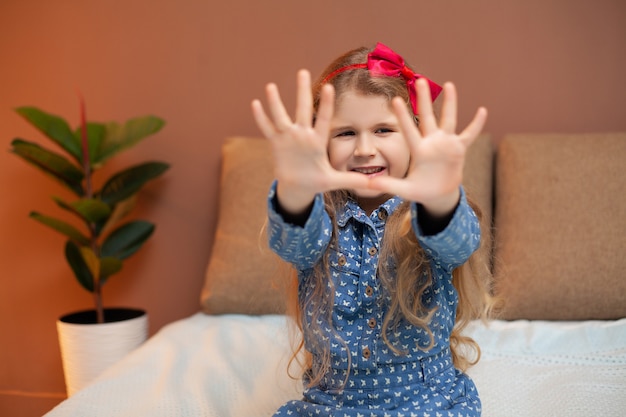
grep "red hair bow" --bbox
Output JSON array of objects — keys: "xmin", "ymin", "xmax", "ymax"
[
  {"xmin": 322, "ymin": 42, "xmax": 442, "ymax": 115},
  {"xmin": 367, "ymin": 43, "xmax": 442, "ymax": 115}
]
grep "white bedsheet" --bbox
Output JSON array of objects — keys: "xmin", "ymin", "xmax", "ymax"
[{"xmin": 45, "ymin": 313, "xmax": 626, "ymax": 417}]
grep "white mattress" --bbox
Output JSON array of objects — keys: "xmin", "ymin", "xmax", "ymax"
[{"xmin": 45, "ymin": 313, "xmax": 626, "ymax": 417}]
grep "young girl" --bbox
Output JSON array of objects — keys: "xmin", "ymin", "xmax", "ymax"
[{"xmin": 252, "ymin": 43, "xmax": 492, "ymax": 416}]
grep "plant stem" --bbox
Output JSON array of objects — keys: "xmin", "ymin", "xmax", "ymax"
[
  {"xmin": 93, "ymin": 290, "xmax": 104, "ymax": 323},
  {"xmin": 79, "ymin": 95, "xmax": 104, "ymax": 324}
]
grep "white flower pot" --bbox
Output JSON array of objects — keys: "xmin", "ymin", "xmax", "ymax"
[{"xmin": 56, "ymin": 308, "xmax": 148, "ymax": 396}]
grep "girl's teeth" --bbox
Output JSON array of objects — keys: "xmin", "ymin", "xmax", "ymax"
[{"xmin": 354, "ymin": 167, "xmax": 383, "ymax": 174}]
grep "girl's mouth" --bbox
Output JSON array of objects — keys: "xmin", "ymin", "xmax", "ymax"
[{"xmin": 351, "ymin": 166, "xmax": 385, "ymax": 176}]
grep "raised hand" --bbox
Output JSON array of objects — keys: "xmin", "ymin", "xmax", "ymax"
[
  {"xmin": 251, "ymin": 70, "xmax": 370, "ymax": 216},
  {"xmin": 369, "ymin": 78, "xmax": 488, "ymax": 217}
]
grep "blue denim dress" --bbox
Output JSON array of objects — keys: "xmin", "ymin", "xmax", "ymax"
[{"xmin": 267, "ymin": 183, "xmax": 482, "ymax": 417}]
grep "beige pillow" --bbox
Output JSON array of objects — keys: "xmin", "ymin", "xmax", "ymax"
[
  {"xmin": 201, "ymin": 137, "xmax": 286, "ymax": 315},
  {"xmin": 463, "ymin": 134, "xmax": 495, "ymax": 273},
  {"xmin": 493, "ymin": 133, "xmax": 626, "ymax": 320},
  {"xmin": 201, "ymin": 135, "xmax": 495, "ymax": 315}
]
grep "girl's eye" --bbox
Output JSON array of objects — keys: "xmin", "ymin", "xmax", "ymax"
[
  {"xmin": 375, "ymin": 128, "xmax": 394, "ymax": 135},
  {"xmin": 335, "ymin": 131, "xmax": 355, "ymax": 138}
]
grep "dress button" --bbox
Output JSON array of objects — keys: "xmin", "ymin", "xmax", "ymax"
[
  {"xmin": 368, "ymin": 318, "xmax": 376, "ymax": 328},
  {"xmin": 365, "ymin": 286, "xmax": 374, "ymax": 297},
  {"xmin": 377, "ymin": 210, "xmax": 388, "ymax": 221},
  {"xmin": 362, "ymin": 347, "xmax": 371, "ymax": 359},
  {"xmin": 368, "ymin": 247, "xmax": 377, "ymax": 256},
  {"xmin": 338, "ymin": 255, "xmax": 347, "ymax": 266}
]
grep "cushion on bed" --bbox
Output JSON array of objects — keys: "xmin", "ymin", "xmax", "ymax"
[
  {"xmin": 200, "ymin": 137, "xmax": 286, "ymax": 315},
  {"xmin": 492, "ymin": 133, "xmax": 626, "ymax": 320},
  {"xmin": 201, "ymin": 135, "xmax": 495, "ymax": 315},
  {"xmin": 463, "ymin": 133, "xmax": 496, "ymax": 287}
]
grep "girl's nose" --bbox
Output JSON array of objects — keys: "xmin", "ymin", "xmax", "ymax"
[{"xmin": 354, "ymin": 134, "xmax": 376, "ymax": 157}]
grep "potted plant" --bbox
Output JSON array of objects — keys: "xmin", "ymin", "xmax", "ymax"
[{"xmin": 10, "ymin": 99, "xmax": 169, "ymax": 395}]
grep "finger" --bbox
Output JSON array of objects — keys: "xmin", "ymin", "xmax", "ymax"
[
  {"xmin": 439, "ymin": 82, "xmax": 457, "ymax": 133},
  {"xmin": 392, "ymin": 96, "xmax": 422, "ymax": 146},
  {"xmin": 459, "ymin": 107, "xmax": 488, "ymax": 147},
  {"xmin": 295, "ymin": 69, "xmax": 313, "ymax": 127},
  {"xmin": 368, "ymin": 175, "xmax": 411, "ymax": 199},
  {"xmin": 314, "ymin": 84, "xmax": 335, "ymax": 135},
  {"xmin": 266, "ymin": 83, "xmax": 293, "ymax": 131},
  {"xmin": 416, "ymin": 78, "xmax": 437, "ymax": 133},
  {"xmin": 326, "ymin": 171, "xmax": 371, "ymax": 193},
  {"xmin": 251, "ymin": 99, "xmax": 278, "ymax": 139}
]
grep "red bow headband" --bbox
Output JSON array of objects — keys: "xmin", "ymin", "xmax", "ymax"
[{"xmin": 322, "ymin": 43, "xmax": 442, "ymax": 115}]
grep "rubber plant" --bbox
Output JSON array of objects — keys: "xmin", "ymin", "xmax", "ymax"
[{"xmin": 10, "ymin": 99, "xmax": 169, "ymax": 323}]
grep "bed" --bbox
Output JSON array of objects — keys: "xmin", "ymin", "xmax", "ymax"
[{"xmin": 45, "ymin": 134, "xmax": 626, "ymax": 416}]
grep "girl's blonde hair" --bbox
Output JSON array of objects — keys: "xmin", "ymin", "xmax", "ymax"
[{"xmin": 284, "ymin": 45, "xmax": 496, "ymax": 387}]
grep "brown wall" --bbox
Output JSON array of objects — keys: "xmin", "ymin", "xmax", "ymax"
[{"xmin": 1, "ymin": 0, "xmax": 625, "ymax": 415}]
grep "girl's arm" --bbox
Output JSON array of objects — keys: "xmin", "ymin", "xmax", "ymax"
[
  {"xmin": 266, "ymin": 181, "xmax": 331, "ymax": 269},
  {"xmin": 411, "ymin": 187, "xmax": 481, "ymax": 268}
]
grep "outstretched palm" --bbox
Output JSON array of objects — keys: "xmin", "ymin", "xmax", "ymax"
[
  {"xmin": 251, "ymin": 70, "xmax": 370, "ymax": 215},
  {"xmin": 369, "ymin": 78, "xmax": 488, "ymax": 216}
]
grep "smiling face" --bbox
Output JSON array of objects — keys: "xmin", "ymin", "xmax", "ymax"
[{"xmin": 328, "ymin": 90, "xmax": 411, "ymax": 210}]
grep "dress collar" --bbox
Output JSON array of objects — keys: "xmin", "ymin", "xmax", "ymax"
[{"xmin": 336, "ymin": 196, "xmax": 404, "ymax": 227}]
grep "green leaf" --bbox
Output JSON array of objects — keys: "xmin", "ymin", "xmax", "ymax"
[
  {"xmin": 101, "ymin": 221, "xmax": 155, "ymax": 260},
  {"xmin": 10, "ymin": 139, "xmax": 84, "ymax": 196},
  {"xmin": 15, "ymin": 107, "xmax": 82, "ymax": 163},
  {"xmin": 99, "ymin": 161, "xmax": 169, "ymax": 206},
  {"xmin": 53, "ymin": 197, "xmax": 112, "ymax": 225},
  {"xmin": 79, "ymin": 246, "xmax": 100, "ymax": 283},
  {"xmin": 65, "ymin": 240, "xmax": 94, "ymax": 292},
  {"xmin": 30, "ymin": 212, "xmax": 90, "ymax": 246},
  {"xmin": 100, "ymin": 257, "xmax": 123, "ymax": 285},
  {"xmin": 65, "ymin": 243, "xmax": 122, "ymax": 292},
  {"xmin": 73, "ymin": 122, "xmax": 107, "ymax": 168},
  {"xmin": 96, "ymin": 116, "xmax": 165, "ymax": 165},
  {"xmin": 96, "ymin": 195, "xmax": 136, "ymax": 236}
]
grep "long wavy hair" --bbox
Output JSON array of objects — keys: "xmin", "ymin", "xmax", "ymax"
[{"xmin": 284, "ymin": 45, "xmax": 496, "ymax": 388}]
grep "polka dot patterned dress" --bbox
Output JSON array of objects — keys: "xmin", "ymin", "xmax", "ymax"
[{"xmin": 268, "ymin": 183, "xmax": 482, "ymax": 417}]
